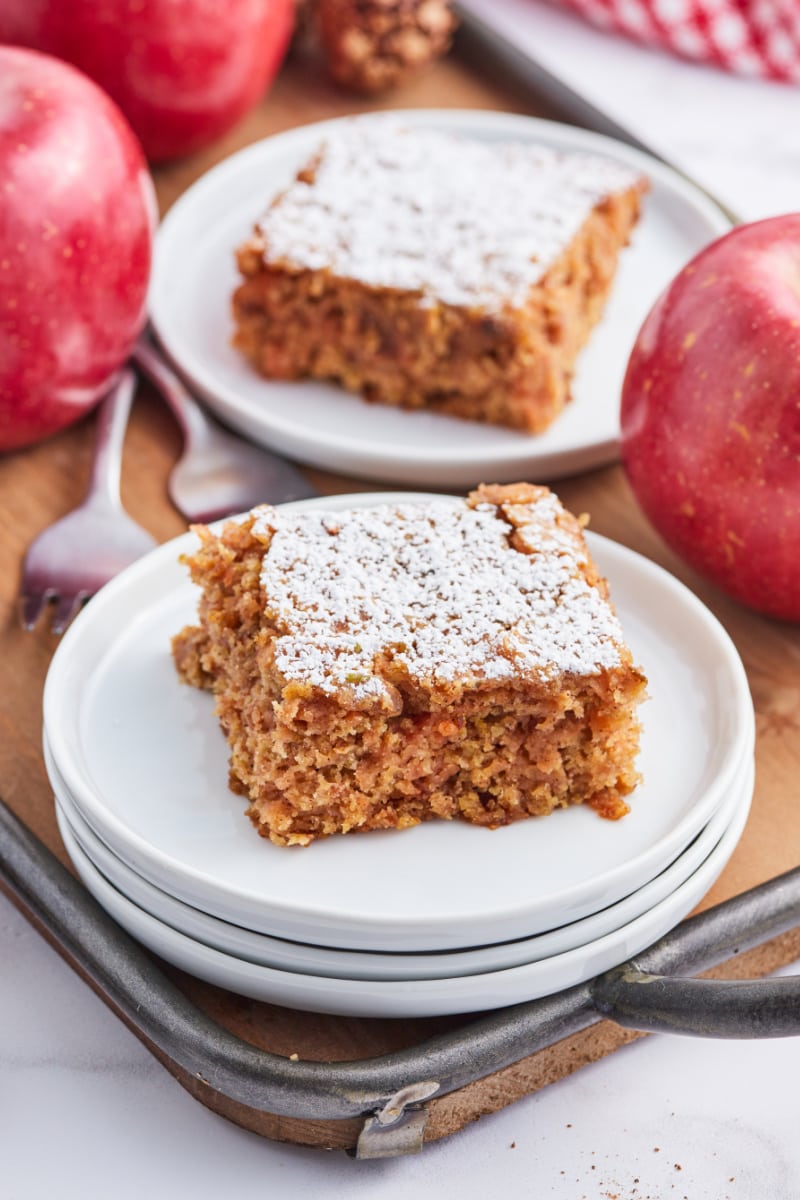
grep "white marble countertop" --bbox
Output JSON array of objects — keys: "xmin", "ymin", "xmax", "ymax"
[{"xmin": 4, "ymin": 12, "xmax": 800, "ymax": 1196}]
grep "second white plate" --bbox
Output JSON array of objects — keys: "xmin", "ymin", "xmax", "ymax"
[
  {"xmin": 150, "ymin": 109, "xmax": 731, "ymax": 487},
  {"xmin": 55, "ymin": 776, "xmax": 752, "ymax": 1018},
  {"xmin": 52, "ymin": 747, "xmax": 752, "ymax": 982}
]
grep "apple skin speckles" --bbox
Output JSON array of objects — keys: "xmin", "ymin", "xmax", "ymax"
[
  {"xmin": 0, "ymin": 46, "xmax": 156, "ymax": 451},
  {"xmin": 621, "ymin": 214, "xmax": 800, "ymax": 621},
  {"xmin": 0, "ymin": 0, "xmax": 294, "ymax": 163}
]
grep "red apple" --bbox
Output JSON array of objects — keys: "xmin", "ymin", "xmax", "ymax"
[
  {"xmin": 620, "ymin": 215, "xmax": 800, "ymax": 621},
  {"xmin": 0, "ymin": 0, "xmax": 294, "ymax": 163},
  {"xmin": 0, "ymin": 47, "xmax": 156, "ymax": 451}
]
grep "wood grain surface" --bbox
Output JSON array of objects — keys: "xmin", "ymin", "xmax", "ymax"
[{"xmin": 1, "ymin": 49, "xmax": 798, "ymax": 1151}]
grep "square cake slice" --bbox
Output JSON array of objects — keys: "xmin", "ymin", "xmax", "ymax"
[
  {"xmin": 173, "ymin": 484, "xmax": 647, "ymax": 847},
  {"xmin": 232, "ymin": 122, "xmax": 647, "ymax": 434}
]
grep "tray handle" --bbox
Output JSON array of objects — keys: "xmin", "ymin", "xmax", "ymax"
[
  {"xmin": 592, "ymin": 966, "xmax": 800, "ymax": 1038},
  {"xmin": 2, "ymin": 794, "xmax": 799, "ymax": 1131},
  {"xmin": 592, "ymin": 868, "xmax": 800, "ymax": 1036}
]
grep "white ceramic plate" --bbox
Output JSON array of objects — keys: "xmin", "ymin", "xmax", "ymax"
[
  {"xmin": 44, "ymin": 493, "xmax": 755, "ymax": 953},
  {"xmin": 54, "ymin": 776, "xmax": 752, "ymax": 1018},
  {"xmin": 52, "ymin": 745, "xmax": 752, "ymax": 982},
  {"xmin": 150, "ymin": 109, "xmax": 731, "ymax": 487}
]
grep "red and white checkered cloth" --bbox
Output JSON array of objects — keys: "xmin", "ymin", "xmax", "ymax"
[{"xmin": 556, "ymin": 0, "xmax": 800, "ymax": 82}]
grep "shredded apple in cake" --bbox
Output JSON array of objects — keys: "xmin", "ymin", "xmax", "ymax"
[
  {"xmin": 232, "ymin": 123, "xmax": 647, "ymax": 434},
  {"xmin": 173, "ymin": 484, "xmax": 647, "ymax": 846}
]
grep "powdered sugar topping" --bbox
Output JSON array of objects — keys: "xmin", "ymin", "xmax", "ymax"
[
  {"xmin": 254, "ymin": 122, "xmax": 643, "ymax": 311},
  {"xmin": 253, "ymin": 494, "xmax": 626, "ymax": 705}
]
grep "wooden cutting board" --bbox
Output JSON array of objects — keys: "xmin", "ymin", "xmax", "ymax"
[{"xmin": 2, "ymin": 49, "xmax": 799, "ymax": 1153}]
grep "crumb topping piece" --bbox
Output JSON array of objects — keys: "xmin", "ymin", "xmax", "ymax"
[
  {"xmin": 255, "ymin": 122, "xmax": 643, "ymax": 311},
  {"xmin": 252, "ymin": 493, "xmax": 626, "ymax": 704}
]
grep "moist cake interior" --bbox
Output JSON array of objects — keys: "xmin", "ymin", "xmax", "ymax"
[{"xmin": 173, "ymin": 485, "xmax": 647, "ymax": 847}]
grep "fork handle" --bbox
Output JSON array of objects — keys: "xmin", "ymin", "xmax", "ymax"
[
  {"xmin": 132, "ymin": 336, "xmax": 208, "ymax": 450},
  {"xmin": 87, "ymin": 369, "xmax": 137, "ymax": 509}
]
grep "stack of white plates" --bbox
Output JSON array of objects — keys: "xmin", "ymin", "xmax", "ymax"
[{"xmin": 44, "ymin": 495, "xmax": 756, "ymax": 1019}]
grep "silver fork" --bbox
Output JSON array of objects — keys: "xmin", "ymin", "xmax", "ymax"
[
  {"xmin": 20, "ymin": 369, "xmax": 158, "ymax": 634},
  {"xmin": 132, "ymin": 337, "xmax": 318, "ymax": 523}
]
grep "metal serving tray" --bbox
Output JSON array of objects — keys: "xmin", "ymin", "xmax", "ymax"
[
  {"xmin": 3, "ymin": 22, "xmax": 797, "ymax": 1160},
  {"xmin": 2, "ymin": 798, "xmax": 799, "ymax": 1158}
]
